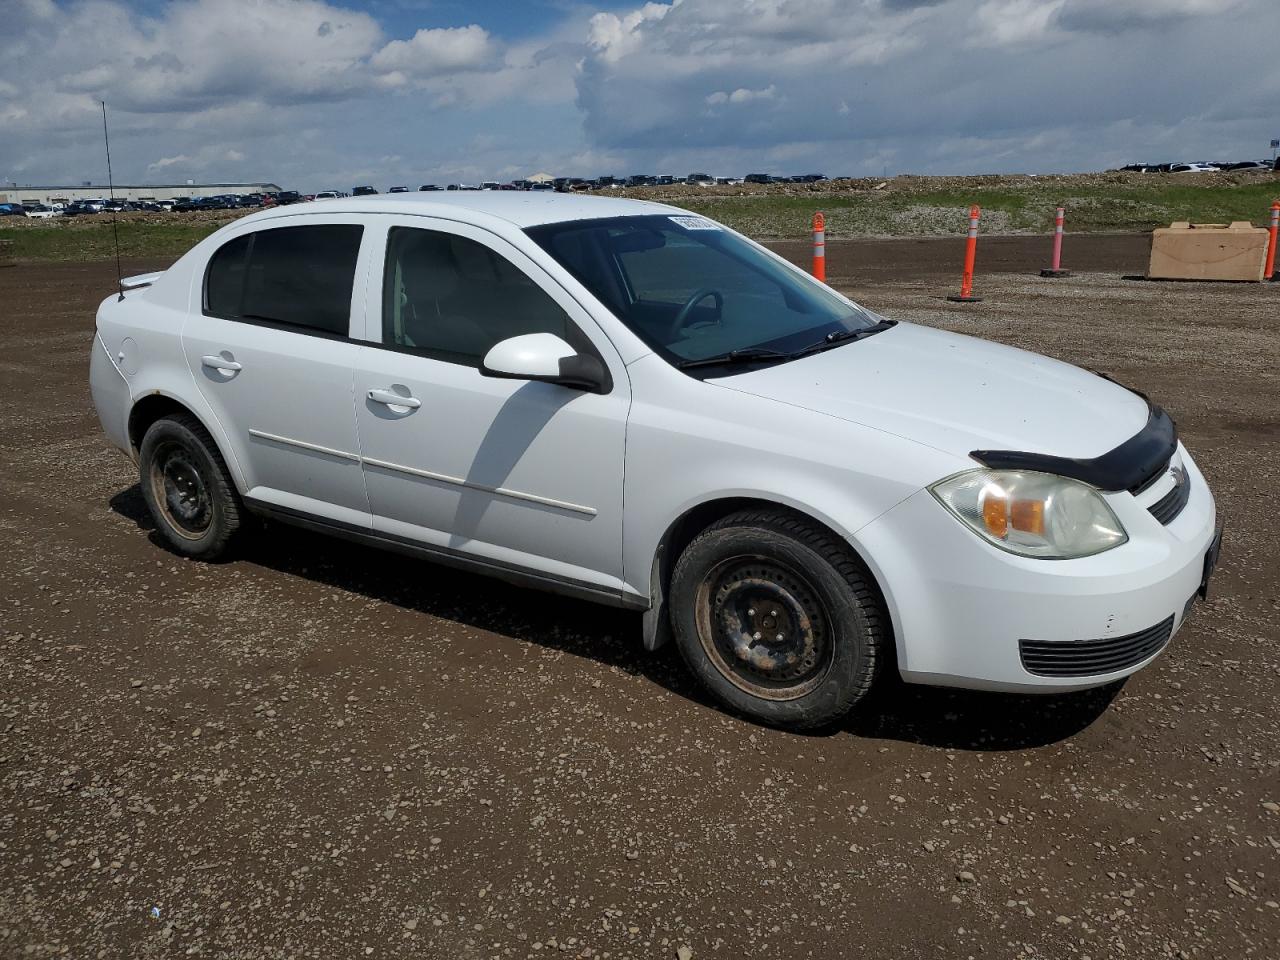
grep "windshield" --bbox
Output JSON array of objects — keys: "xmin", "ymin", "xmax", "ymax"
[{"xmin": 526, "ymin": 214, "xmax": 875, "ymax": 366}]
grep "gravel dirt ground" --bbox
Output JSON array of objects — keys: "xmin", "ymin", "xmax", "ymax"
[{"xmin": 2, "ymin": 236, "xmax": 1278, "ymax": 960}]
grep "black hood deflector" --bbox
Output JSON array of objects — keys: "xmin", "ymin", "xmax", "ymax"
[{"xmin": 970, "ymin": 403, "xmax": 1176, "ymax": 493}]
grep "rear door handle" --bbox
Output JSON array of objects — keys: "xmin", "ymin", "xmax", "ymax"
[
  {"xmin": 368, "ymin": 388, "xmax": 421, "ymax": 409},
  {"xmin": 201, "ymin": 355, "xmax": 242, "ymax": 372}
]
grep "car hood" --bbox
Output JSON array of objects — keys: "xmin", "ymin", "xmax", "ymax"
[{"xmin": 714, "ymin": 322, "xmax": 1150, "ymax": 462}]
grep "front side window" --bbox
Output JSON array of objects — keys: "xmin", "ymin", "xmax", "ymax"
[
  {"xmin": 381, "ymin": 226, "xmax": 573, "ymax": 367},
  {"xmin": 204, "ymin": 224, "xmax": 363, "ymax": 336},
  {"xmin": 526, "ymin": 214, "xmax": 875, "ymax": 365}
]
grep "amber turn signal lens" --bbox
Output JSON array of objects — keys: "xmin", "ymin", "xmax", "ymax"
[
  {"xmin": 1010, "ymin": 498, "xmax": 1045, "ymax": 535},
  {"xmin": 982, "ymin": 497, "xmax": 1009, "ymax": 538},
  {"xmin": 982, "ymin": 496, "xmax": 1045, "ymax": 538}
]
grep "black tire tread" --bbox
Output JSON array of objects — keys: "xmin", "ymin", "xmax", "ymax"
[
  {"xmin": 673, "ymin": 507, "xmax": 888, "ymax": 729},
  {"xmin": 140, "ymin": 412, "xmax": 243, "ymax": 559}
]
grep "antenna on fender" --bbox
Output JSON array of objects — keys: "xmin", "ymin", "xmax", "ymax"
[{"xmin": 100, "ymin": 100, "xmax": 124, "ymax": 301}]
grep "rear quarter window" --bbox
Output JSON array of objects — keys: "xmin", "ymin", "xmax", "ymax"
[{"xmin": 204, "ymin": 224, "xmax": 363, "ymax": 336}]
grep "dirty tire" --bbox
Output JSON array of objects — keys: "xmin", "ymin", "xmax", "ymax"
[
  {"xmin": 139, "ymin": 413, "xmax": 242, "ymax": 560},
  {"xmin": 670, "ymin": 509, "xmax": 886, "ymax": 729}
]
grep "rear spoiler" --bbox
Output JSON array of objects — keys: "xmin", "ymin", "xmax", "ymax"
[{"xmin": 120, "ymin": 271, "xmax": 163, "ymax": 291}]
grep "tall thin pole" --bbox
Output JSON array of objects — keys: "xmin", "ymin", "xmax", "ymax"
[{"xmin": 101, "ymin": 100, "xmax": 124, "ymax": 300}]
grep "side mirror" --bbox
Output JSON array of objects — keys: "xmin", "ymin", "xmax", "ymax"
[{"xmin": 480, "ymin": 333, "xmax": 608, "ymax": 393}]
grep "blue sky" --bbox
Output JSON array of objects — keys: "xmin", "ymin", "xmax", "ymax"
[{"xmin": 2, "ymin": 0, "xmax": 1277, "ymax": 191}]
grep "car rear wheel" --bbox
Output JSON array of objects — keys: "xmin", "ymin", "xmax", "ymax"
[
  {"xmin": 670, "ymin": 509, "xmax": 886, "ymax": 729},
  {"xmin": 139, "ymin": 413, "xmax": 242, "ymax": 560}
]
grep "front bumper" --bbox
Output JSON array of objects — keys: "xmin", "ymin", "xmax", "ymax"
[{"xmin": 855, "ymin": 445, "xmax": 1218, "ymax": 692}]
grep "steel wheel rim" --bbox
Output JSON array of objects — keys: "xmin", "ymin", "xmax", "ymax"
[
  {"xmin": 694, "ymin": 555, "xmax": 834, "ymax": 701},
  {"xmin": 150, "ymin": 441, "xmax": 212, "ymax": 539}
]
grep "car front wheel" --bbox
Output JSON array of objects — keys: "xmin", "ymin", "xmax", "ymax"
[
  {"xmin": 138, "ymin": 413, "xmax": 243, "ymax": 560},
  {"xmin": 670, "ymin": 509, "xmax": 886, "ymax": 729}
]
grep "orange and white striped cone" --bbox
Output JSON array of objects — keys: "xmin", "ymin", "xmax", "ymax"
[
  {"xmin": 812, "ymin": 211, "xmax": 826, "ymax": 281},
  {"xmin": 947, "ymin": 205, "xmax": 984, "ymax": 302},
  {"xmin": 1040, "ymin": 206, "xmax": 1072, "ymax": 278},
  {"xmin": 1265, "ymin": 201, "xmax": 1278, "ymax": 281}
]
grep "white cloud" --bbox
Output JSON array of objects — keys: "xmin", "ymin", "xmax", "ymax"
[
  {"xmin": 706, "ymin": 85, "xmax": 777, "ymax": 106},
  {"xmin": 974, "ymin": 0, "xmax": 1066, "ymax": 46},
  {"xmin": 370, "ymin": 24, "xmax": 496, "ymax": 78},
  {"xmin": 147, "ymin": 155, "xmax": 192, "ymax": 171},
  {"xmin": 587, "ymin": 2, "xmax": 675, "ymax": 63}
]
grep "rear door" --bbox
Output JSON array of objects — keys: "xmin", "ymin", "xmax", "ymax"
[
  {"xmin": 181, "ymin": 217, "xmax": 376, "ymax": 528},
  {"xmin": 351, "ymin": 217, "xmax": 631, "ymax": 598}
]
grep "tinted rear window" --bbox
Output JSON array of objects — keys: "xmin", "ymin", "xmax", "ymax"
[{"xmin": 204, "ymin": 224, "xmax": 363, "ymax": 336}]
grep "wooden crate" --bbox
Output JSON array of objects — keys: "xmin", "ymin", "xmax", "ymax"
[{"xmin": 1148, "ymin": 221, "xmax": 1268, "ymax": 282}]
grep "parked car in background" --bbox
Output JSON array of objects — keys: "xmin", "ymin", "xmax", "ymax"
[
  {"xmin": 273, "ymin": 191, "xmax": 302, "ymax": 206},
  {"xmin": 389, "ymin": 186, "xmax": 410, "ymax": 194},
  {"xmin": 686, "ymin": 173, "xmax": 714, "ymax": 186},
  {"xmin": 530, "ymin": 181, "xmax": 554, "ymax": 191},
  {"xmin": 480, "ymin": 182, "xmax": 501, "ymax": 191},
  {"xmin": 63, "ymin": 201, "xmax": 99, "ymax": 216},
  {"xmin": 1169, "ymin": 163, "xmax": 1218, "ymax": 173},
  {"xmin": 418, "ymin": 184, "xmax": 441, "ymax": 191},
  {"xmin": 0, "ymin": 203, "xmax": 28, "ymax": 216},
  {"xmin": 313, "ymin": 191, "xmax": 341, "ymax": 201},
  {"xmin": 1225, "ymin": 160, "xmax": 1271, "ymax": 171},
  {"xmin": 352, "ymin": 186, "xmax": 378, "ymax": 196},
  {"xmin": 23, "ymin": 203, "xmax": 60, "ymax": 219},
  {"xmin": 172, "ymin": 197, "xmax": 223, "ymax": 212},
  {"xmin": 743, "ymin": 173, "xmax": 773, "ymax": 184}
]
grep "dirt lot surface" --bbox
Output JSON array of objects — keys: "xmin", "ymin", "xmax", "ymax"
[{"xmin": 2, "ymin": 236, "xmax": 1278, "ymax": 959}]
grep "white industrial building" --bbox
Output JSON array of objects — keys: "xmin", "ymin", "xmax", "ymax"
[{"xmin": 0, "ymin": 182, "xmax": 282, "ymax": 204}]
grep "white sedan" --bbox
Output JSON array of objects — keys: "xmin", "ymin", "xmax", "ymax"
[{"xmin": 89, "ymin": 193, "xmax": 1220, "ymax": 728}]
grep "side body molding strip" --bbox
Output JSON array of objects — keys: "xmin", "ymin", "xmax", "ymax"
[
  {"xmin": 243, "ymin": 497, "xmax": 646, "ymax": 611},
  {"xmin": 970, "ymin": 403, "xmax": 1177, "ymax": 493}
]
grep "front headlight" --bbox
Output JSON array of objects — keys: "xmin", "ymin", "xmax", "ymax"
[{"xmin": 929, "ymin": 469, "xmax": 1127, "ymax": 559}]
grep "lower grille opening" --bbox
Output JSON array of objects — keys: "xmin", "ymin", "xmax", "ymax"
[{"xmin": 1019, "ymin": 615, "xmax": 1175, "ymax": 678}]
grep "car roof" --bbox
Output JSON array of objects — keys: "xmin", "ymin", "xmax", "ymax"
[{"xmin": 247, "ymin": 191, "xmax": 686, "ymax": 229}]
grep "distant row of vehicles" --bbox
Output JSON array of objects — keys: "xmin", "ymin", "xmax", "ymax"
[
  {"xmin": 1118, "ymin": 159, "xmax": 1278, "ymax": 173},
  {"xmin": 0, "ymin": 191, "xmax": 308, "ymax": 217},
  {"xmin": 0, "ymin": 173, "xmax": 850, "ymax": 219},
  {"xmin": 326, "ymin": 173, "xmax": 836, "ymax": 195}
]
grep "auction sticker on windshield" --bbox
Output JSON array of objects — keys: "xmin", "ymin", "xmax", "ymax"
[{"xmin": 668, "ymin": 216, "xmax": 720, "ymax": 230}]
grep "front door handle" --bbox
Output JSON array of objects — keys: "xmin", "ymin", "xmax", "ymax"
[
  {"xmin": 368, "ymin": 388, "xmax": 421, "ymax": 409},
  {"xmin": 201, "ymin": 355, "xmax": 242, "ymax": 372}
]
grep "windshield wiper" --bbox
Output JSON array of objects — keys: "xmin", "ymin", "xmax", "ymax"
[
  {"xmin": 676, "ymin": 319, "xmax": 897, "ymax": 372},
  {"xmin": 792, "ymin": 318, "xmax": 897, "ymax": 359},
  {"xmin": 675, "ymin": 347, "xmax": 795, "ymax": 370}
]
